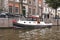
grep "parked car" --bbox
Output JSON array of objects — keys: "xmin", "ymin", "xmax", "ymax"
[
  {"xmin": 0, "ymin": 13, "xmax": 6, "ymax": 18},
  {"xmin": 6, "ymin": 13, "xmax": 14, "ymax": 18},
  {"xmin": 0, "ymin": 12, "xmax": 21, "ymax": 18}
]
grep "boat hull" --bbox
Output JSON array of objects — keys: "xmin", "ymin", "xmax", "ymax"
[{"xmin": 13, "ymin": 22, "xmax": 52, "ymax": 28}]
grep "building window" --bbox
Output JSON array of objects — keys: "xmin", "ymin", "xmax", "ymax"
[
  {"xmin": 15, "ymin": 7, "xmax": 18, "ymax": 13},
  {"xmin": 29, "ymin": 8, "xmax": 31, "ymax": 14},
  {"xmin": 45, "ymin": 8, "xmax": 47, "ymax": 12},
  {"xmin": 23, "ymin": 0, "xmax": 27, "ymax": 3},
  {"xmin": 47, "ymin": 14, "xmax": 49, "ymax": 18},
  {"xmin": 29, "ymin": 1, "xmax": 31, "ymax": 5},
  {"xmin": 44, "ymin": 14, "xmax": 49, "ymax": 18},
  {"xmin": 33, "ymin": 0, "xmax": 35, "ymax": 3},
  {"xmin": 22, "ymin": 6, "xmax": 25, "ymax": 10},
  {"xmin": 32, "ymin": 9, "xmax": 35, "ymax": 15},
  {"xmin": 15, "ymin": 0, "xmax": 19, "ymax": 2},
  {"xmin": 9, "ymin": 6, "xmax": 12, "ymax": 13}
]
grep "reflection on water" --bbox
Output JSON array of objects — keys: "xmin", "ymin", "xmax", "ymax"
[{"xmin": 0, "ymin": 27, "xmax": 53, "ymax": 40}]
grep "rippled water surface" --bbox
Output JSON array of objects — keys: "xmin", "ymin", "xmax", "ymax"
[{"xmin": 0, "ymin": 26, "xmax": 60, "ymax": 40}]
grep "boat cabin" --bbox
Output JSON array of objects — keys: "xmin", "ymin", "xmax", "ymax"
[{"xmin": 26, "ymin": 15, "xmax": 40, "ymax": 21}]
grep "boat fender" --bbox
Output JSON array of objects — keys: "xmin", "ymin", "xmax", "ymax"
[
  {"xmin": 37, "ymin": 21, "xmax": 40, "ymax": 24},
  {"xmin": 37, "ymin": 19, "xmax": 40, "ymax": 24},
  {"xmin": 12, "ymin": 19, "xmax": 16, "ymax": 23}
]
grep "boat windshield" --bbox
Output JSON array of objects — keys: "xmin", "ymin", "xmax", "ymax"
[{"xmin": 26, "ymin": 17, "xmax": 38, "ymax": 21}]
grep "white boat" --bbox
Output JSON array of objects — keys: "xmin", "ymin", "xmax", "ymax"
[{"xmin": 13, "ymin": 15, "xmax": 52, "ymax": 28}]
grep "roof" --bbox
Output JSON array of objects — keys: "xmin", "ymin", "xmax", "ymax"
[{"xmin": 28, "ymin": 15, "xmax": 39, "ymax": 18}]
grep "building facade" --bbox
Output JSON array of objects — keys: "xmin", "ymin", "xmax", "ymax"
[
  {"xmin": 42, "ymin": 0, "xmax": 55, "ymax": 18},
  {"xmin": 0, "ymin": 0, "xmax": 41, "ymax": 17},
  {"xmin": 23, "ymin": 0, "xmax": 39, "ymax": 16},
  {"xmin": 1, "ymin": 0, "xmax": 56, "ymax": 18}
]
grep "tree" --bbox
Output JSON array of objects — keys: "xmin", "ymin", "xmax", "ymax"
[{"xmin": 45, "ymin": 0, "xmax": 60, "ymax": 17}]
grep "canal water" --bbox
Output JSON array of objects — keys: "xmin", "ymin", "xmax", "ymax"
[{"xmin": 0, "ymin": 27, "xmax": 54, "ymax": 40}]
